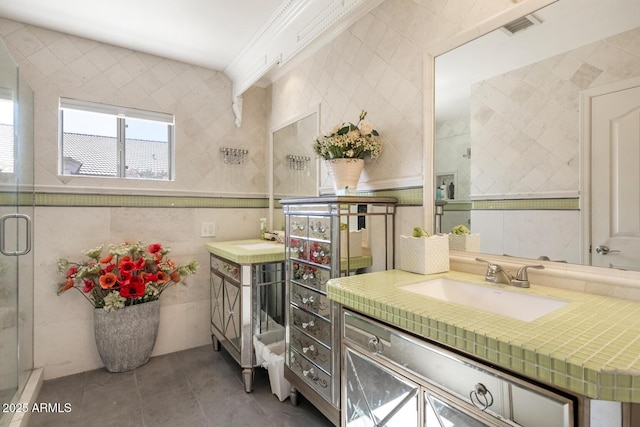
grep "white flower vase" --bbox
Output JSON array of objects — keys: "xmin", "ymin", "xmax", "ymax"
[
  {"xmin": 325, "ymin": 158, "xmax": 364, "ymax": 195},
  {"xmin": 94, "ymin": 300, "xmax": 160, "ymax": 372}
]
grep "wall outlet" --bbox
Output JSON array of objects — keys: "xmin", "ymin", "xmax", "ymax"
[{"xmin": 200, "ymin": 222, "xmax": 216, "ymax": 237}]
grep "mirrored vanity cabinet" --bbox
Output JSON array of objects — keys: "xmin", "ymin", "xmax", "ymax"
[
  {"xmin": 342, "ymin": 309, "xmax": 575, "ymax": 427},
  {"xmin": 280, "ymin": 196, "xmax": 397, "ymax": 426},
  {"xmin": 206, "ymin": 240, "xmax": 286, "ymax": 393}
]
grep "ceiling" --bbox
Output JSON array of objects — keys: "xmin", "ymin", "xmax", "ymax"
[{"xmin": 0, "ymin": 0, "xmax": 283, "ymax": 71}]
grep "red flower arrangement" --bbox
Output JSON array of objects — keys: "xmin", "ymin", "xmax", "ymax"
[{"xmin": 57, "ymin": 241, "xmax": 198, "ymax": 311}]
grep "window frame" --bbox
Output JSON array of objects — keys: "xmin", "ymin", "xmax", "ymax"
[{"xmin": 59, "ymin": 98, "xmax": 175, "ymax": 180}]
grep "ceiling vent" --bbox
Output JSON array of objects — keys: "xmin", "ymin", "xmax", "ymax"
[{"xmin": 501, "ymin": 14, "xmax": 542, "ymax": 35}]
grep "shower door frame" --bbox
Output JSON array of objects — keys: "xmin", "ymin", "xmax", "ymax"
[{"xmin": 0, "ymin": 39, "xmax": 35, "ymax": 426}]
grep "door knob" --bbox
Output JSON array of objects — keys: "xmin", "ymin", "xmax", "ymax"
[{"xmin": 595, "ymin": 245, "xmax": 621, "ymax": 255}]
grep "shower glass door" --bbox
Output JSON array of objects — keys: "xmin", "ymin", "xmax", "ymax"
[{"xmin": 0, "ymin": 38, "xmax": 34, "ymax": 420}]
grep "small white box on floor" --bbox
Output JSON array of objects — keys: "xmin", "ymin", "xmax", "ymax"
[
  {"xmin": 399, "ymin": 234, "xmax": 449, "ymax": 274},
  {"xmin": 448, "ymin": 233, "xmax": 481, "ymax": 252}
]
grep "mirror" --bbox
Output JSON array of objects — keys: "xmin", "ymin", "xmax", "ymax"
[
  {"xmin": 433, "ymin": 0, "xmax": 640, "ymax": 265},
  {"xmin": 269, "ymin": 109, "xmax": 319, "ymax": 229}
]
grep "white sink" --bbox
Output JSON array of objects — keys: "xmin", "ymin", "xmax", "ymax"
[{"xmin": 400, "ymin": 278, "xmax": 568, "ymax": 322}]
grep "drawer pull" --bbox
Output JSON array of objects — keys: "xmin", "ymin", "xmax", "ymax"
[
  {"xmin": 302, "ymin": 296, "xmax": 314, "ymax": 304},
  {"xmin": 303, "ymin": 367, "xmax": 318, "ymax": 380},
  {"xmin": 470, "ymin": 383, "xmax": 494, "ymax": 411},
  {"xmin": 367, "ymin": 336, "xmax": 383, "ymax": 354},
  {"xmin": 303, "ymin": 345, "xmax": 315, "ymax": 353},
  {"xmin": 302, "ymin": 320, "xmax": 315, "ymax": 329}
]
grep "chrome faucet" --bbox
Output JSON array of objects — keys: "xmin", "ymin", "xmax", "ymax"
[
  {"xmin": 476, "ymin": 258, "xmax": 513, "ymax": 284},
  {"xmin": 476, "ymin": 258, "xmax": 544, "ymax": 288}
]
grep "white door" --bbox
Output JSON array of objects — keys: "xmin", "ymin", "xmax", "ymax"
[{"xmin": 590, "ymin": 79, "xmax": 640, "ymax": 269}]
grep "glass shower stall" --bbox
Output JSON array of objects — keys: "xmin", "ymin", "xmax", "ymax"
[{"xmin": 0, "ymin": 38, "xmax": 35, "ymax": 426}]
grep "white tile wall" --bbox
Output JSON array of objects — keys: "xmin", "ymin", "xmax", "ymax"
[
  {"xmin": 0, "ymin": 0, "xmax": 530, "ymax": 379},
  {"xmin": 269, "ymin": 0, "xmax": 517, "ymax": 191},
  {"xmin": 471, "ymin": 209, "xmax": 582, "ymax": 263},
  {"xmin": 0, "ymin": 18, "xmax": 268, "ymax": 196},
  {"xmin": 0, "ymin": 19, "xmax": 270, "ymax": 379},
  {"xmin": 470, "ymin": 27, "xmax": 640, "ymax": 197}
]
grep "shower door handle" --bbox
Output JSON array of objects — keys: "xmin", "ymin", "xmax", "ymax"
[{"xmin": 0, "ymin": 213, "xmax": 32, "ymax": 256}]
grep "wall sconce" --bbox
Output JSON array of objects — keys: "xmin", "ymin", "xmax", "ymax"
[
  {"xmin": 220, "ymin": 147, "xmax": 248, "ymax": 165},
  {"xmin": 287, "ymin": 155, "xmax": 310, "ymax": 171}
]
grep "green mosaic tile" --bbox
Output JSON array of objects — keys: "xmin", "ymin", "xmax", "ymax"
[
  {"xmin": 584, "ymin": 382, "xmax": 598, "ymax": 397},
  {"xmin": 584, "ymin": 368, "xmax": 598, "ymax": 384},
  {"xmin": 600, "ymin": 373, "xmax": 616, "ymax": 387},
  {"xmin": 473, "ymin": 198, "xmax": 579, "ymax": 211},
  {"xmin": 551, "ymin": 359, "xmax": 567, "ymax": 374},
  {"xmin": 523, "ymin": 362, "xmax": 537, "ymax": 377},
  {"xmin": 617, "ymin": 374, "xmax": 633, "ymax": 388},
  {"xmin": 537, "ymin": 367, "xmax": 551, "ymax": 383},
  {"xmin": 567, "ymin": 363, "xmax": 583, "ymax": 379},
  {"xmin": 443, "ymin": 202, "xmax": 472, "ymax": 212},
  {"xmin": 537, "ymin": 353, "xmax": 550, "ymax": 368},
  {"xmin": 614, "ymin": 389, "xmax": 632, "ymax": 402},
  {"xmin": 551, "ymin": 372, "xmax": 568, "ymax": 388},
  {"xmin": 0, "ymin": 188, "xmax": 422, "ymax": 209},
  {"xmin": 599, "ymin": 388, "xmax": 615, "ymax": 401},
  {"xmin": 486, "ymin": 337, "xmax": 498, "ymax": 351},
  {"xmin": 33, "ymin": 192, "xmax": 269, "ymax": 208},
  {"xmin": 327, "ymin": 269, "xmax": 640, "ymax": 403}
]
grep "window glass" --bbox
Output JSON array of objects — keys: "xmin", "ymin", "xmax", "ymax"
[
  {"xmin": 0, "ymin": 98, "xmax": 14, "ymax": 174},
  {"xmin": 124, "ymin": 117, "xmax": 170, "ymax": 180},
  {"xmin": 61, "ymin": 108, "xmax": 117, "ymax": 176}
]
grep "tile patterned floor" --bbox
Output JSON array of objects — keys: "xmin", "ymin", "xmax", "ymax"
[{"xmin": 28, "ymin": 345, "xmax": 332, "ymax": 427}]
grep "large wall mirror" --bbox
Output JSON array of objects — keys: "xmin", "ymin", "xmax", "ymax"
[
  {"xmin": 269, "ymin": 108, "xmax": 319, "ymax": 228},
  {"xmin": 431, "ymin": 0, "xmax": 640, "ymax": 269}
]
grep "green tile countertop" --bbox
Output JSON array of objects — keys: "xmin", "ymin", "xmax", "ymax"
[
  {"xmin": 206, "ymin": 239, "xmax": 284, "ymax": 264},
  {"xmin": 327, "ymin": 269, "xmax": 640, "ymax": 403}
]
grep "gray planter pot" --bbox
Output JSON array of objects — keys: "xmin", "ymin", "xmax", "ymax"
[{"xmin": 94, "ymin": 299, "xmax": 160, "ymax": 372}]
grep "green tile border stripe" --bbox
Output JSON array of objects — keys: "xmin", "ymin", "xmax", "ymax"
[
  {"xmin": 443, "ymin": 202, "xmax": 472, "ymax": 211},
  {"xmin": 0, "ymin": 191, "xmax": 575, "ymax": 210},
  {"xmin": 313, "ymin": 187, "xmax": 423, "ymax": 206},
  {"xmin": 4, "ymin": 189, "xmax": 419, "ymax": 208},
  {"xmin": 473, "ymin": 198, "xmax": 579, "ymax": 211},
  {"xmin": 28, "ymin": 192, "xmax": 268, "ymax": 208},
  {"xmin": 0, "ymin": 191, "xmax": 268, "ymax": 208},
  {"xmin": 0, "ymin": 192, "xmax": 34, "ymax": 206}
]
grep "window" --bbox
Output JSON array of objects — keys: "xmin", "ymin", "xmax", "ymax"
[
  {"xmin": 59, "ymin": 98, "xmax": 175, "ymax": 180},
  {"xmin": 0, "ymin": 93, "xmax": 14, "ymax": 174}
]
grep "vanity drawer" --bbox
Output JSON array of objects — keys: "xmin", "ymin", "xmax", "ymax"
[
  {"xmin": 290, "ymin": 305, "xmax": 331, "ymax": 347},
  {"xmin": 290, "ymin": 282, "xmax": 331, "ymax": 319},
  {"xmin": 289, "ymin": 215, "xmax": 308, "ymax": 238},
  {"xmin": 210, "ymin": 254, "xmax": 240, "ymax": 282},
  {"xmin": 289, "ymin": 347, "xmax": 332, "ymax": 402},
  {"xmin": 290, "ymin": 327, "xmax": 331, "ymax": 372},
  {"xmin": 288, "ymin": 239, "xmax": 331, "ymax": 266},
  {"xmin": 307, "ymin": 215, "xmax": 331, "ymax": 241},
  {"xmin": 343, "ymin": 310, "xmax": 505, "ymax": 415},
  {"xmin": 290, "ymin": 261, "xmax": 330, "ymax": 294}
]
